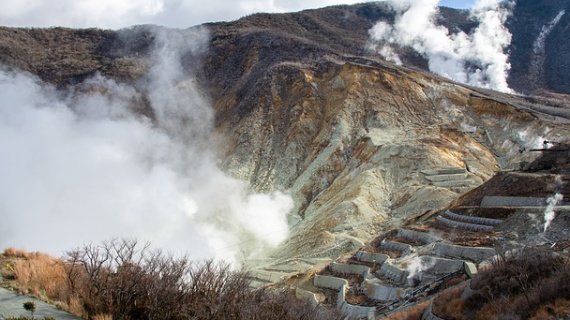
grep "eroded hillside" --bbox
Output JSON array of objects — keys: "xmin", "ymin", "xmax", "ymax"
[
  {"xmin": 216, "ymin": 57, "xmax": 570, "ymax": 262},
  {"xmin": 1, "ymin": 1, "xmax": 570, "ymax": 267}
]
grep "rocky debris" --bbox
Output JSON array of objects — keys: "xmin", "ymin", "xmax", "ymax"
[{"xmin": 463, "ymin": 261, "xmax": 478, "ymax": 278}]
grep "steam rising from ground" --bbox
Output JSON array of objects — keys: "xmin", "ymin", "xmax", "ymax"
[
  {"xmin": 369, "ymin": 0, "xmax": 513, "ymax": 92},
  {"xmin": 405, "ymin": 256, "xmax": 435, "ymax": 283},
  {"xmin": 544, "ymin": 193, "xmax": 563, "ymax": 232},
  {"xmin": 544, "ymin": 176, "xmax": 565, "ymax": 232},
  {"xmin": 0, "ymin": 28, "xmax": 293, "ymax": 264}
]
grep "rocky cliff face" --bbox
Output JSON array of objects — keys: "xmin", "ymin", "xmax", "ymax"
[
  {"xmin": 215, "ymin": 56, "xmax": 569, "ymax": 259},
  {"xmin": 1, "ymin": 2, "xmax": 570, "ymax": 262},
  {"xmin": 507, "ymin": 0, "xmax": 570, "ymax": 95}
]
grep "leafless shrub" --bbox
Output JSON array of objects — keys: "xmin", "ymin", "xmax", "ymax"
[
  {"xmin": 64, "ymin": 239, "xmax": 340, "ymax": 320},
  {"xmin": 383, "ymin": 301, "xmax": 429, "ymax": 320},
  {"xmin": 432, "ymin": 285, "xmax": 467, "ymax": 320},
  {"xmin": 465, "ymin": 247, "xmax": 570, "ymax": 319},
  {"xmin": 4, "ymin": 239, "xmax": 340, "ymax": 319}
]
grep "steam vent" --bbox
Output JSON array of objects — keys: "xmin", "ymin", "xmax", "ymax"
[{"xmin": 1, "ymin": 0, "xmax": 570, "ymax": 319}]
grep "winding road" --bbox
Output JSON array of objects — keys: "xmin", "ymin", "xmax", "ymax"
[{"xmin": 0, "ymin": 286, "xmax": 79, "ymax": 320}]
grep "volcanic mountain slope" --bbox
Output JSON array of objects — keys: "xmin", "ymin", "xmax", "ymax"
[
  {"xmin": 2, "ymin": 1, "xmax": 570, "ymax": 95},
  {"xmin": 289, "ymin": 150, "xmax": 570, "ymax": 319},
  {"xmin": 507, "ymin": 0, "xmax": 570, "ymax": 95},
  {"xmin": 0, "ymin": 2, "xmax": 570, "ymax": 265}
]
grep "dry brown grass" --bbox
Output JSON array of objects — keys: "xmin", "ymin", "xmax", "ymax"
[
  {"xmin": 6, "ymin": 240, "xmax": 341, "ymax": 320},
  {"xmin": 66, "ymin": 295, "xmax": 85, "ymax": 317},
  {"xmin": 11, "ymin": 253, "xmax": 67, "ymax": 298},
  {"xmin": 530, "ymin": 298, "xmax": 570, "ymax": 320},
  {"xmin": 432, "ymin": 285, "xmax": 467, "ymax": 320},
  {"xmin": 2, "ymin": 248, "xmax": 84, "ymax": 317},
  {"xmin": 92, "ymin": 314, "xmax": 113, "ymax": 320},
  {"xmin": 3, "ymin": 247, "xmax": 32, "ymax": 259},
  {"xmin": 464, "ymin": 248, "xmax": 570, "ymax": 319},
  {"xmin": 475, "ymin": 302, "xmax": 502, "ymax": 320},
  {"xmin": 383, "ymin": 301, "xmax": 429, "ymax": 320}
]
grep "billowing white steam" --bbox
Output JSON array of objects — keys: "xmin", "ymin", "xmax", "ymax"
[
  {"xmin": 369, "ymin": 0, "xmax": 513, "ymax": 93},
  {"xmin": 0, "ymin": 28, "xmax": 293, "ymax": 264},
  {"xmin": 405, "ymin": 256, "xmax": 435, "ymax": 282},
  {"xmin": 544, "ymin": 193, "xmax": 563, "ymax": 232},
  {"xmin": 544, "ymin": 175, "xmax": 565, "ymax": 232}
]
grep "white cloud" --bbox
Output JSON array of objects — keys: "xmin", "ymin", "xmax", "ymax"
[{"xmin": 0, "ymin": 0, "xmax": 364, "ymax": 29}]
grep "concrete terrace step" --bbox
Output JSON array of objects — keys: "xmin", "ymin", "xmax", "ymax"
[
  {"xmin": 425, "ymin": 173, "xmax": 467, "ymax": 182},
  {"xmin": 411, "ymin": 256, "xmax": 465, "ymax": 281},
  {"xmin": 247, "ymin": 269, "xmax": 293, "ymax": 284},
  {"xmin": 432, "ymin": 179, "xmax": 479, "ymax": 188},
  {"xmin": 338, "ymin": 285, "xmax": 376, "ymax": 319},
  {"xmin": 365, "ymin": 279, "xmax": 408, "ymax": 302},
  {"xmin": 481, "ymin": 196, "xmax": 548, "ymax": 207},
  {"xmin": 313, "ymin": 275, "xmax": 348, "ymax": 291},
  {"xmin": 377, "ymin": 261, "xmax": 409, "ymax": 285},
  {"xmin": 380, "ymin": 240, "xmax": 414, "ymax": 256},
  {"xmin": 295, "ymin": 288, "xmax": 319, "ymax": 306},
  {"xmin": 421, "ymin": 168, "xmax": 466, "ymax": 176},
  {"xmin": 396, "ymin": 228, "xmax": 438, "ymax": 245},
  {"xmin": 248, "ymin": 279, "xmax": 270, "ymax": 288},
  {"xmin": 355, "ymin": 251, "xmax": 390, "ymax": 265},
  {"xmin": 431, "ymin": 243, "xmax": 495, "ymax": 263},
  {"xmin": 436, "ymin": 216, "xmax": 494, "ymax": 232},
  {"xmin": 313, "ymin": 275, "xmax": 376, "ymax": 319},
  {"xmin": 330, "ymin": 262, "xmax": 370, "ymax": 277},
  {"xmin": 443, "ymin": 210, "xmax": 503, "ymax": 226},
  {"xmin": 340, "ymin": 301, "xmax": 376, "ymax": 319},
  {"xmin": 261, "ymin": 263, "xmax": 314, "ymax": 273},
  {"xmin": 451, "ymin": 186, "xmax": 476, "ymax": 193}
]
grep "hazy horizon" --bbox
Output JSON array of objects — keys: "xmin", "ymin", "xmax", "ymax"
[{"xmin": 0, "ymin": 0, "xmax": 478, "ymax": 29}]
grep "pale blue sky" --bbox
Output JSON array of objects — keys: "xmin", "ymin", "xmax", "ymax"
[
  {"xmin": 440, "ymin": 0, "xmax": 476, "ymax": 9},
  {"xmin": 0, "ymin": 0, "xmax": 480, "ymax": 29}
]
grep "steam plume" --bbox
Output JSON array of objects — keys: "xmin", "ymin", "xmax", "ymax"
[
  {"xmin": 0, "ymin": 28, "xmax": 293, "ymax": 264},
  {"xmin": 405, "ymin": 256, "xmax": 435, "ymax": 283},
  {"xmin": 369, "ymin": 0, "xmax": 513, "ymax": 92},
  {"xmin": 544, "ymin": 175, "xmax": 565, "ymax": 232}
]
